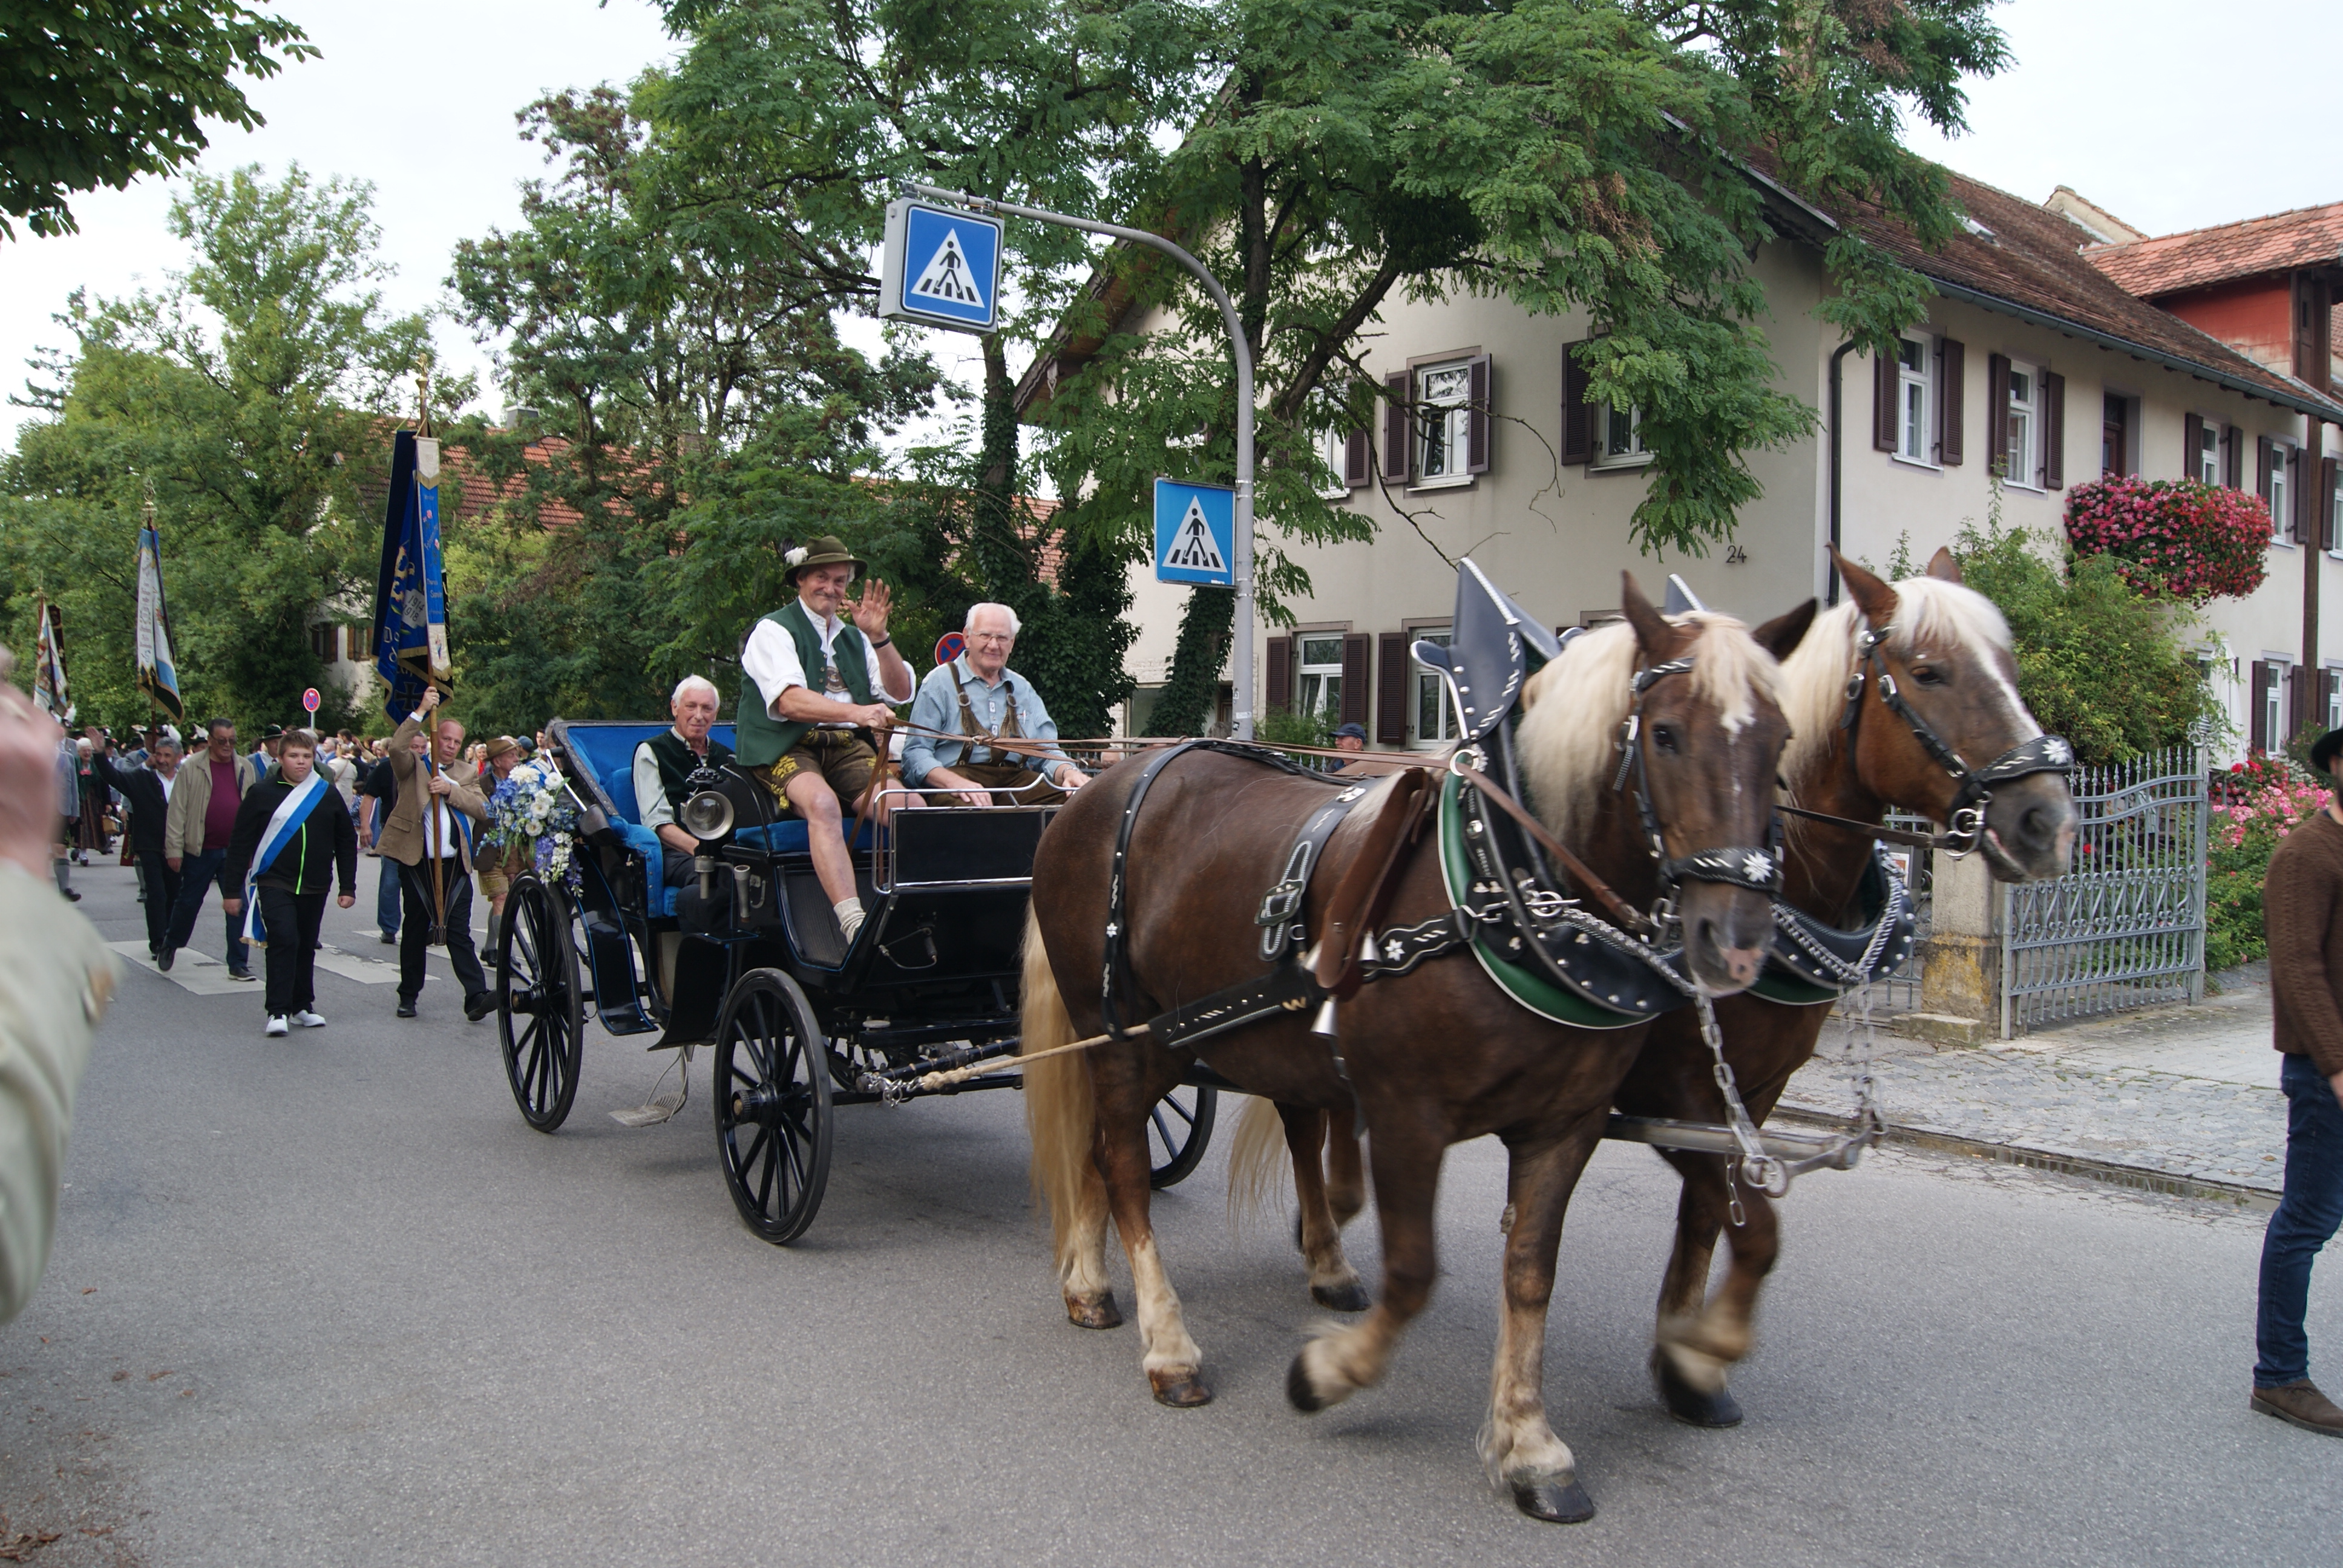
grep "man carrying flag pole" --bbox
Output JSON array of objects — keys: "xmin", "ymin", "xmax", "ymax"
[
  {"xmin": 370, "ymin": 384, "xmax": 456, "ymax": 943},
  {"xmin": 221, "ymin": 730, "xmax": 356, "ymax": 1036}
]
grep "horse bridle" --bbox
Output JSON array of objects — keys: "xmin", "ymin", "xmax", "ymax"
[
  {"xmin": 1610, "ymin": 655, "xmax": 1784, "ymax": 930},
  {"xmin": 1780, "ymin": 622, "xmax": 2074, "ymax": 855}
]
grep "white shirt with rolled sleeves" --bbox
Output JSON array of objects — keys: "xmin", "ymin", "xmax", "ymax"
[{"xmin": 742, "ymin": 611, "xmax": 912, "ymax": 722}]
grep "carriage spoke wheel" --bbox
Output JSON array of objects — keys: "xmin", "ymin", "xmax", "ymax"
[
  {"xmin": 498, "ymin": 874, "xmax": 584, "ymax": 1133},
  {"xmin": 714, "ymin": 969, "xmax": 833, "ymax": 1245},
  {"xmin": 1149, "ymin": 1083, "xmax": 1217, "ymax": 1189}
]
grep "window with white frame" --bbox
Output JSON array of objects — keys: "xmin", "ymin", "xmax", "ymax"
[
  {"xmin": 2194, "ymin": 419, "xmax": 2221, "ymax": 486},
  {"xmin": 1296, "ymin": 635, "xmax": 1345, "ymax": 723},
  {"xmin": 1319, "ymin": 428, "xmax": 1351, "ymax": 499},
  {"xmin": 2002, "ymin": 364, "xmax": 2037, "ymax": 486},
  {"xmin": 1591, "ymin": 400, "xmax": 1651, "ymax": 468},
  {"xmin": 2266, "ymin": 659, "xmax": 2290, "ymax": 753},
  {"xmin": 1414, "ymin": 362, "xmax": 1475, "ymax": 482},
  {"xmin": 2332, "ymin": 464, "xmax": 2343, "ymax": 554},
  {"xmin": 2269, "ymin": 442, "xmax": 2293, "ymax": 540},
  {"xmin": 2327, "ymin": 668, "xmax": 2342, "ymax": 734},
  {"xmin": 1896, "ymin": 335, "xmax": 1932, "ymax": 463},
  {"xmin": 1412, "ymin": 631, "xmax": 1460, "ymax": 747}
]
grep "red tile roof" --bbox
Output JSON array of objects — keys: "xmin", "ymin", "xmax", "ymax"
[
  {"xmin": 2086, "ymin": 200, "xmax": 2343, "ymax": 298},
  {"xmin": 1824, "ymin": 169, "xmax": 2342, "ymax": 417}
]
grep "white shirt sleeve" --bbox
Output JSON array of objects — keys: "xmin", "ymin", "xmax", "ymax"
[
  {"xmin": 864, "ymin": 629, "xmax": 914, "ymax": 703},
  {"xmin": 742, "ymin": 619, "xmax": 808, "ymax": 718},
  {"xmin": 632, "ymin": 742, "xmax": 672, "ymax": 831}
]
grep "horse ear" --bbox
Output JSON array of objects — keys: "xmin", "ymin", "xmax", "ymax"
[
  {"xmin": 1925, "ymin": 546, "xmax": 1964, "ymax": 584},
  {"xmin": 1752, "ymin": 598, "xmax": 1817, "ymax": 662},
  {"xmin": 1620, "ymin": 572, "xmax": 1673, "ymax": 661},
  {"xmin": 1830, "ymin": 546, "xmax": 1898, "ymax": 626}
]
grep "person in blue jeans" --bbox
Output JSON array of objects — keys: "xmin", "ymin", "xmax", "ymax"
[
  {"xmin": 2253, "ymin": 726, "xmax": 2343, "ymax": 1437},
  {"xmin": 360, "ymin": 742, "xmax": 406, "ymax": 944}
]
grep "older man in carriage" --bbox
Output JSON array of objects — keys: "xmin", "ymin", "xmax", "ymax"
[
  {"xmin": 902, "ymin": 603, "xmax": 1090, "ymax": 806},
  {"xmin": 737, "ymin": 535, "xmax": 921, "ymax": 943},
  {"xmin": 631, "ymin": 675, "xmax": 735, "ymax": 890}
]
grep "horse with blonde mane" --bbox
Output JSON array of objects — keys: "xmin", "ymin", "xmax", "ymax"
[
  {"xmin": 1623, "ymin": 547, "xmax": 2077, "ymax": 1425},
  {"xmin": 1022, "ymin": 573, "xmax": 1814, "ymax": 1523}
]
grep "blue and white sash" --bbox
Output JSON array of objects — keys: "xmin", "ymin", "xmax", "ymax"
[{"xmin": 242, "ymin": 772, "xmax": 332, "ymax": 946}]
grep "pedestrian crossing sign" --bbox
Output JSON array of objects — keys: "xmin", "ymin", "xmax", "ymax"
[
  {"xmin": 880, "ymin": 199, "xmax": 1003, "ymax": 333},
  {"xmin": 1154, "ymin": 479, "xmax": 1236, "ymax": 586}
]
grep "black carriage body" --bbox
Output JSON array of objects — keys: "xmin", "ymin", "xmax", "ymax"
[{"xmin": 502, "ymin": 719, "xmax": 1215, "ymax": 1244}]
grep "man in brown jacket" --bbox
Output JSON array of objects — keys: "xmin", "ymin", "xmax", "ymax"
[
  {"xmin": 382, "ymin": 687, "xmax": 489, "ymax": 1021},
  {"xmin": 2253, "ymin": 727, "xmax": 2343, "ymax": 1436}
]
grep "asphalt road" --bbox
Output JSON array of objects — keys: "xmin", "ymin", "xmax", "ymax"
[{"xmin": 4, "ymin": 864, "xmax": 2339, "ymax": 1567}]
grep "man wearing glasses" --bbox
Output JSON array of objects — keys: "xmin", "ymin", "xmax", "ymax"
[{"xmin": 903, "ymin": 603, "xmax": 1090, "ymax": 807}]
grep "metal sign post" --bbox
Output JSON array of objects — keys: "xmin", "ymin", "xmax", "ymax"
[{"xmin": 900, "ymin": 183, "xmax": 1257, "ymax": 739}]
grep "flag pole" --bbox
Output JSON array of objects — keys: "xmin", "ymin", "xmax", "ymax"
[{"xmin": 417, "ymin": 366, "xmax": 449, "ymax": 948}]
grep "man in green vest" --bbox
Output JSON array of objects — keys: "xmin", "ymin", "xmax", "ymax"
[{"xmin": 736, "ymin": 535, "xmax": 919, "ymax": 942}]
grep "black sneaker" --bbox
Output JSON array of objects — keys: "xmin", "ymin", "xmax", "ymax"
[
  {"xmin": 61, "ymin": 888, "xmax": 80, "ymax": 902},
  {"xmin": 396, "ymin": 999, "xmax": 418, "ymax": 1019},
  {"xmin": 157, "ymin": 947, "xmax": 175, "ymax": 972},
  {"xmin": 228, "ymin": 967, "xmax": 257, "ymax": 982},
  {"xmin": 379, "ymin": 930, "xmax": 397, "ymax": 946}
]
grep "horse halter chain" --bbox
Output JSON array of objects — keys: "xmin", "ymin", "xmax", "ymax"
[{"xmin": 1835, "ymin": 623, "xmax": 2074, "ymax": 856}]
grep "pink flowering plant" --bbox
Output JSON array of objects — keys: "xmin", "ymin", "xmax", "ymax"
[
  {"xmin": 2064, "ymin": 475, "xmax": 2270, "ymax": 604},
  {"xmin": 2206, "ymin": 752, "xmax": 2331, "ymax": 970}
]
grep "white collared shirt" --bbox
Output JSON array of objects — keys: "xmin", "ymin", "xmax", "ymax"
[{"xmin": 742, "ymin": 605, "xmax": 912, "ymax": 724}]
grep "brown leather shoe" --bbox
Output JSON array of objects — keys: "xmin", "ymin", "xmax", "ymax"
[{"xmin": 2251, "ymin": 1380, "xmax": 2343, "ymax": 1436}]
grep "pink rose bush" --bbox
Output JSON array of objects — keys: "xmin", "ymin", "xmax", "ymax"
[
  {"xmin": 2064, "ymin": 474, "xmax": 2270, "ymax": 604},
  {"xmin": 2206, "ymin": 752, "xmax": 2331, "ymax": 970}
]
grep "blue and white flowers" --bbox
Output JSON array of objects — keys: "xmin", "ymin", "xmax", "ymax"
[{"xmin": 484, "ymin": 760, "xmax": 582, "ymax": 889}]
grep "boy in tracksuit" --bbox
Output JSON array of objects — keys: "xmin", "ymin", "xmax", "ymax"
[{"xmin": 222, "ymin": 730, "xmax": 358, "ymax": 1036}]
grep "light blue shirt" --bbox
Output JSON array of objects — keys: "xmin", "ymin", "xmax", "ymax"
[{"xmin": 903, "ymin": 656, "xmax": 1074, "ymax": 786}]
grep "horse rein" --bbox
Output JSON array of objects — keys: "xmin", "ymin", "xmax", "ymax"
[{"xmin": 1779, "ymin": 623, "xmax": 2074, "ymax": 857}]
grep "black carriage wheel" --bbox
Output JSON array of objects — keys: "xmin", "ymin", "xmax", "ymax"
[
  {"xmin": 498, "ymin": 875, "xmax": 585, "ymax": 1133},
  {"xmin": 1149, "ymin": 1083, "xmax": 1217, "ymax": 1189},
  {"xmin": 713, "ymin": 969, "xmax": 833, "ymax": 1245}
]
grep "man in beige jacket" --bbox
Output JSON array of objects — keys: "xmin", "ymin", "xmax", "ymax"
[
  {"xmin": 382, "ymin": 687, "xmax": 490, "ymax": 1021},
  {"xmin": 160, "ymin": 716, "xmax": 259, "ymax": 978},
  {"xmin": 0, "ymin": 649, "xmax": 116, "ymax": 1322}
]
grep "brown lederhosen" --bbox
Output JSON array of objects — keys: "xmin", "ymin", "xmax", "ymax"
[
  {"xmin": 945, "ymin": 668, "xmax": 1068, "ymax": 805},
  {"xmin": 749, "ymin": 728, "xmax": 886, "ymax": 817}
]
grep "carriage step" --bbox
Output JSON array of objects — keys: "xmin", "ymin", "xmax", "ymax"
[{"xmin": 611, "ymin": 1087, "xmax": 688, "ymax": 1128}]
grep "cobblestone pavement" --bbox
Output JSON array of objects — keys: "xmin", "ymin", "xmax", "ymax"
[{"xmin": 1780, "ymin": 976, "xmax": 2289, "ymax": 1193}]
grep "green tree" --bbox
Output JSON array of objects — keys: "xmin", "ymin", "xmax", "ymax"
[
  {"xmin": 1, "ymin": 165, "xmax": 439, "ymax": 736},
  {"xmin": 0, "ymin": 1, "xmax": 316, "ymax": 239}
]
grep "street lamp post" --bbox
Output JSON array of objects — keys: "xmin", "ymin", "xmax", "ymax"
[{"xmin": 906, "ymin": 183, "xmax": 1257, "ymax": 740}]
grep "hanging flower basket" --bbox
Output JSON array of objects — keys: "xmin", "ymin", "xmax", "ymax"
[{"xmin": 2063, "ymin": 474, "xmax": 2270, "ymax": 604}]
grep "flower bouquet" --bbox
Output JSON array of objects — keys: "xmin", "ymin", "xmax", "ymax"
[{"xmin": 483, "ymin": 759, "xmax": 583, "ymax": 890}]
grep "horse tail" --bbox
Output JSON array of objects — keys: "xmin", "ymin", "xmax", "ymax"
[
  {"xmin": 1226, "ymin": 1093, "xmax": 1294, "ymax": 1229},
  {"xmin": 1020, "ymin": 905, "xmax": 1093, "ymax": 1270}
]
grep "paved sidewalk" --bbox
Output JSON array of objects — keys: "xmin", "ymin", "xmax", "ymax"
[{"xmin": 1780, "ymin": 976, "xmax": 2289, "ymax": 1197}]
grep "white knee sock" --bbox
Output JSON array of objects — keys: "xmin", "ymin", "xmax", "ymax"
[{"xmin": 834, "ymin": 897, "xmax": 865, "ymax": 941}]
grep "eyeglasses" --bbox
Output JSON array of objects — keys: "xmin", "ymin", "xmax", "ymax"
[{"xmin": 967, "ymin": 633, "xmax": 1014, "ymax": 647}]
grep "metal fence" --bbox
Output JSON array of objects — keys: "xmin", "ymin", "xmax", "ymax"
[{"xmin": 1999, "ymin": 746, "xmax": 2206, "ymax": 1036}]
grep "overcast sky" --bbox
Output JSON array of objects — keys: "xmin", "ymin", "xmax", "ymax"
[{"xmin": 2, "ymin": 0, "xmax": 2338, "ymax": 451}]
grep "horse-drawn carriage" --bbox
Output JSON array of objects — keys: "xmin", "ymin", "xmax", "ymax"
[{"xmin": 490, "ymin": 719, "xmax": 1216, "ymax": 1243}]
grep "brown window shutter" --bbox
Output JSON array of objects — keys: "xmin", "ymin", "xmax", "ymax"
[
  {"xmin": 1986, "ymin": 354, "xmax": 2011, "ymax": 475},
  {"xmin": 1339, "ymin": 633, "xmax": 1371, "ymax": 729},
  {"xmin": 1383, "ymin": 371, "xmax": 1412, "ymax": 482},
  {"xmin": 2257, "ymin": 436, "xmax": 2275, "ymax": 502},
  {"xmin": 2252, "ymin": 660, "xmax": 2271, "ymax": 751},
  {"xmin": 1466, "ymin": 353, "xmax": 1492, "ymax": 474},
  {"xmin": 2323, "ymin": 457, "xmax": 2339, "ymax": 551},
  {"xmin": 1265, "ymin": 635, "xmax": 1293, "ymax": 715},
  {"xmin": 1560, "ymin": 340, "xmax": 1592, "ymax": 465},
  {"xmin": 2041, "ymin": 371, "xmax": 2065, "ymax": 489},
  {"xmin": 1873, "ymin": 348, "xmax": 1899, "ymax": 452},
  {"xmin": 1937, "ymin": 338, "xmax": 1964, "ymax": 465},
  {"xmin": 1344, "ymin": 427, "xmax": 1370, "ymax": 488},
  {"xmin": 2225, "ymin": 425, "xmax": 2244, "ymax": 489},
  {"xmin": 1376, "ymin": 633, "xmax": 1411, "ymax": 744},
  {"xmin": 2183, "ymin": 413, "xmax": 2204, "ymax": 481}
]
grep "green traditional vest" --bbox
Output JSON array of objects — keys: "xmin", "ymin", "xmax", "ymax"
[
  {"xmin": 736, "ymin": 598, "xmax": 876, "ymax": 766},
  {"xmin": 645, "ymin": 727, "xmax": 735, "ymax": 818}
]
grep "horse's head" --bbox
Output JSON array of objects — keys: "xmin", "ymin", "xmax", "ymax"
[
  {"xmin": 1519, "ymin": 572, "xmax": 1813, "ymax": 996},
  {"xmin": 1809, "ymin": 548, "xmax": 2077, "ymax": 883}
]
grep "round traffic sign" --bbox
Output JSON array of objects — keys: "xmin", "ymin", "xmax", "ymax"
[
  {"xmin": 301, "ymin": 687, "xmax": 321, "ymax": 714},
  {"xmin": 934, "ymin": 631, "xmax": 966, "ymax": 668}
]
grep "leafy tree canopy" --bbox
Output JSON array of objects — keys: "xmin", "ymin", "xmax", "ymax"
[
  {"xmin": 0, "ymin": 1, "xmax": 316, "ymax": 240},
  {"xmin": 1, "ymin": 165, "xmax": 441, "ymax": 737}
]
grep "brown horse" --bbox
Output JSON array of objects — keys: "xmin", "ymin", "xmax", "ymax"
[
  {"xmin": 1622, "ymin": 547, "xmax": 2079, "ymax": 1425},
  {"xmin": 1023, "ymin": 575, "xmax": 1813, "ymax": 1522}
]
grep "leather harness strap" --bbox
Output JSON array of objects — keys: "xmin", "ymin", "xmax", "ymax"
[{"xmin": 1450, "ymin": 760, "xmax": 1653, "ymax": 936}]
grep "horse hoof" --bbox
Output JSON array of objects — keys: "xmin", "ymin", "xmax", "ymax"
[
  {"xmin": 1286, "ymin": 1353, "xmax": 1328, "ymax": 1413},
  {"xmin": 1311, "ymin": 1279, "xmax": 1372, "ymax": 1313},
  {"xmin": 1149, "ymin": 1368, "xmax": 1213, "ymax": 1407},
  {"xmin": 1066, "ymin": 1292, "xmax": 1123, "ymax": 1330},
  {"xmin": 1512, "ymin": 1478, "xmax": 1596, "ymax": 1524},
  {"xmin": 1650, "ymin": 1347, "xmax": 1743, "ymax": 1428}
]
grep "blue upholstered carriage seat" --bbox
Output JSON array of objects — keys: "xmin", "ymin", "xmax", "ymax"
[{"xmin": 555, "ymin": 721, "xmax": 871, "ymax": 917}]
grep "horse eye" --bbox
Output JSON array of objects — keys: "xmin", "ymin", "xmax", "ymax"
[
  {"xmin": 1909, "ymin": 665, "xmax": 1944, "ymax": 686},
  {"xmin": 1651, "ymin": 724, "xmax": 1680, "ymax": 754}
]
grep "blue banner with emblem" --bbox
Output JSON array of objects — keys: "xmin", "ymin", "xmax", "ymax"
[{"xmin": 371, "ymin": 429, "xmax": 451, "ymax": 722}]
